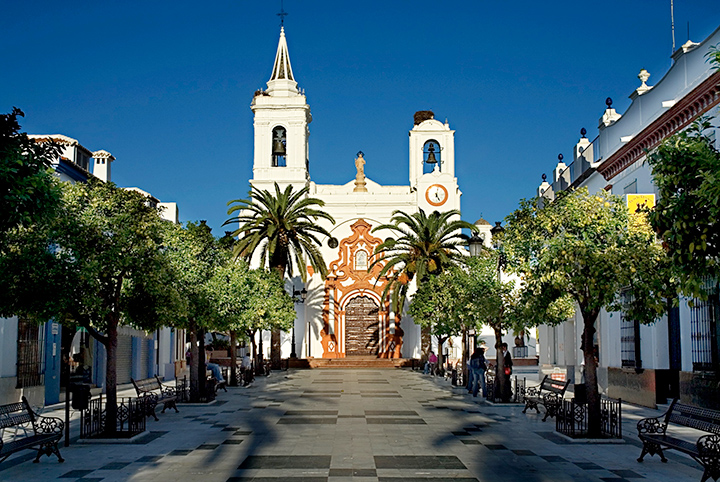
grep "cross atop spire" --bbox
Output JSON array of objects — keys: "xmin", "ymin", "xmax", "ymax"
[{"xmin": 277, "ymin": 0, "xmax": 288, "ymax": 26}]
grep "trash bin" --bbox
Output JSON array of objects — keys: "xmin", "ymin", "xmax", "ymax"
[
  {"xmin": 70, "ymin": 383, "xmax": 92, "ymax": 410},
  {"xmin": 573, "ymin": 383, "xmax": 587, "ymax": 405}
]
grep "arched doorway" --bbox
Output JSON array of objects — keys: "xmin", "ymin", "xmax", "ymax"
[{"xmin": 344, "ymin": 296, "xmax": 379, "ymax": 356}]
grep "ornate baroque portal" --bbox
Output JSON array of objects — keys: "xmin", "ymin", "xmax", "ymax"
[{"xmin": 320, "ymin": 219, "xmax": 403, "ymax": 358}]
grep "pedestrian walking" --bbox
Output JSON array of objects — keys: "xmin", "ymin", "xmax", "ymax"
[
  {"xmin": 468, "ymin": 347, "xmax": 487, "ymax": 398},
  {"xmin": 425, "ymin": 351, "xmax": 438, "ymax": 375},
  {"xmin": 501, "ymin": 342, "xmax": 513, "ymax": 402}
]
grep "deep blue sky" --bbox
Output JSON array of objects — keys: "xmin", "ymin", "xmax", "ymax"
[{"xmin": 3, "ymin": 1, "xmax": 719, "ymax": 235}]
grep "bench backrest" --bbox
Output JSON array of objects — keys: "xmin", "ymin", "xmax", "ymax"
[
  {"xmin": 666, "ymin": 399, "xmax": 720, "ymax": 435},
  {"xmin": 0, "ymin": 397, "xmax": 36, "ymax": 431},
  {"xmin": 540, "ymin": 375, "xmax": 570, "ymax": 395},
  {"xmin": 132, "ymin": 377, "xmax": 161, "ymax": 394}
]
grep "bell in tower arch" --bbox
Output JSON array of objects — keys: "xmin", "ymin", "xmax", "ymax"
[
  {"xmin": 423, "ymin": 140, "xmax": 441, "ymax": 174},
  {"xmin": 425, "ymin": 143, "xmax": 437, "ymax": 164},
  {"xmin": 272, "ymin": 129, "xmax": 287, "ymax": 156},
  {"xmin": 271, "ymin": 126, "xmax": 287, "ymax": 167}
]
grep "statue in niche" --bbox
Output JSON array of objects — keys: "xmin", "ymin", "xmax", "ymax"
[{"xmin": 354, "ymin": 151, "xmax": 368, "ymax": 192}]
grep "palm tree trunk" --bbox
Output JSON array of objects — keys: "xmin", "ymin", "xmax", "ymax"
[{"xmin": 270, "ymin": 261, "xmax": 286, "ymax": 370}]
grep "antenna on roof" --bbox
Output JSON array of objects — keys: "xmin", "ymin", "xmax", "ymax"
[
  {"xmin": 670, "ymin": 0, "xmax": 676, "ymax": 53},
  {"xmin": 277, "ymin": 0, "xmax": 288, "ymax": 27}
]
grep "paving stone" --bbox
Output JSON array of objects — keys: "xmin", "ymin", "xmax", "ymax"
[
  {"xmin": 328, "ymin": 468, "xmax": 377, "ymax": 476},
  {"xmin": 238, "ymin": 455, "xmax": 332, "ymax": 469},
  {"xmin": 168, "ymin": 449, "xmax": 193, "ymax": 455},
  {"xmin": 512, "ymin": 449, "xmax": 536, "ymax": 456},
  {"xmin": 136, "ymin": 455, "xmax": 164, "ymax": 462},
  {"xmin": 99, "ymin": 462, "xmax": 131, "ymax": 470},
  {"xmin": 610, "ymin": 469, "xmax": 645, "ymax": 478},
  {"xmin": 374, "ymin": 455, "xmax": 466, "ymax": 469},
  {"xmin": 574, "ymin": 461, "xmax": 605, "ymax": 470},
  {"xmin": 278, "ymin": 418, "xmax": 337, "ymax": 424},
  {"xmin": 59, "ymin": 470, "xmax": 95, "ymax": 478}
]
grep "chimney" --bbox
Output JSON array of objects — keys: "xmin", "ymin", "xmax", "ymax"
[{"xmin": 92, "ymin": 150, "xmax": 115, "ymax": 182}]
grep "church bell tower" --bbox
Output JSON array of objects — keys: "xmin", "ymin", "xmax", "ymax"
[
  {"xmin": 408, "ymin": 111, "xmax": 460, "ymax": 213},
  {"xmin": 251, "ymin": 27, "xmax": 311, "ymax": 190}
]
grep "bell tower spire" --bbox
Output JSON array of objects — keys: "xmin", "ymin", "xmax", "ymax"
[
  {"xmin": 267, "ymin": 27, "xmax": 298, "ymax": 95},
  {"xmin": 250, "ymin": 26, "xmax": 311, "ymax": 190}
]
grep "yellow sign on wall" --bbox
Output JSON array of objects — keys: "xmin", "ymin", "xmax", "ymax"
[{"xmin": 626, "ymin": 194, "xmax": 655, "ymax": 213}]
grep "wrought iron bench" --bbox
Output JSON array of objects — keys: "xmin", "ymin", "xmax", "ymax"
[
  {"xmin": 637, "ymin": 398, "xmax": 720, "ymax": 482},
  {"xmin": 131, "ymin": 376, "xmax": 179, "ymax": 421},
  {"xmin": 522, "ymin": 375, "xmax": 570, "ymax": 421},
  {"xmin": 0, "ymin": 396, "xmax": 64, "ymax": 464}
]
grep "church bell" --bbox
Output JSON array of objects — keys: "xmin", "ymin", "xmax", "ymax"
[
  {"xmin": 272, "ymin": 137, "xmax": 286, "ymax": 157},
  {"xmin": 425, "ymin": 143, "xmax": 437, "ymax": 164}
]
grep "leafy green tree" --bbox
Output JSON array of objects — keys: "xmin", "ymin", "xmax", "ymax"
[
  {"xmin": 0, "ymin": 108, "xmax": 62, "ymax": 238},
  {"xmin": 504, "ymin": 188, "xmax": 667, "ymax": 435},
  {"xmin": 225, "ymin": 183, "xmax": 334, "ymax": 368},
  {"xmin": 0, "ymin": 179, "xmax": 180, "ymax": 433},
  {"xmin": 647, "ymin": 118, "xmax": 720, "ymax": 299},
  {"xmin": 370, "ymin": 209, "xmax": 475, "ymax": 357},
  {"xmin": 209, "ymin": 262, "xmax": 295, "ymax": 383},
  {"xmin": 408, "ymin": 269, "xmax": 465, "ymax": 368},
  {"xmin": 162, "ymin": 220, "xmax": 225, "ymax": 401}
]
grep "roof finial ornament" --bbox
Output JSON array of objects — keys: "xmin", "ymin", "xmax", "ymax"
[{"xmin": 277, "ymin": 0, "xmax": 288, "ymax": 27}]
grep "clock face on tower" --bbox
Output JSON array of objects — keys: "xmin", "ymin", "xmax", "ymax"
[{"xmin": 425, "ymin": 184, "xmax": 448, "ymax": 207}]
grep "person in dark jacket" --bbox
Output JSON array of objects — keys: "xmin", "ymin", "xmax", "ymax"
[
  {"xmin": 501, "ymin": 342, "xmax": 513, "ymax": 402},
  {"xmin": 468, "ymin": 347, "xmax": 487, "ymax": 398}
]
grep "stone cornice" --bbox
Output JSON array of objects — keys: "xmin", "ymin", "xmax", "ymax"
[{"xmin": 598, "ymin": 71, "xmax": 720, "ymax": 181}]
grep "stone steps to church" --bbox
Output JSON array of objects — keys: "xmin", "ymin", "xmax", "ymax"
[{"xmin": 307, "ymin": 358, "xmax": 413, "ymax": 369}]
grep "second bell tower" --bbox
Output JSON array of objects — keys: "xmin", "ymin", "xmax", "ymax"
[{"xmin": 251, "ymin": 27, "xmax": 311, "ymax": 190}]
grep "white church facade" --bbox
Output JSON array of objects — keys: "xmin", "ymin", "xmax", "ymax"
[{"xmin": 248, "ymin": 28, "xmax": 488, "ymax": 361}]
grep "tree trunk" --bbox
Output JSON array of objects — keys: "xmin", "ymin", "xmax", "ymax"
[
  {"xmin": 493, "ymin": 326, "xmax": 506, "ymax": 403},
  {"xmin": 189, "ymin": 328, "xmax": 200, "ymax": 402},
  {"xmin": 270, "ymin": 328, "xmax": 281, "ymax": 370},
  {"xmin": 581, "ymin": 309, "xmax": 601, "ymax": 437},
  {"xmin": 198, "ymin": 328, "xmax": 207, "ymax": 400},
  {"xmin": 257, "ymin": 329, "xmax": 264, "ymax": 375},
  {"xmin": 270, "ymin": 262, "xmax": 286, "ymax": 370},
  {"xmin": 104, "ymin": 314, "xmax": 119, "ymax": 436},
  {"xmin": 248, "ymin": 329, "xmax": 257, "ymax": 362},
  {"xmin": 437, "ymin": 336, "xmax": 445, "ymax": 369},
  {"xmin": 421, "ymin": 326, "xmax": 431, "ymax": 362},
  {"xmin": 229, "ymin": 331, "xmax": 238, "ymax": 387}
]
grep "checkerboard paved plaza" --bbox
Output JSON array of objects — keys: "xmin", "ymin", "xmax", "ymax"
[{"xmin": 0, "ymin": 368, "xmax": 705, "ymax": 481}]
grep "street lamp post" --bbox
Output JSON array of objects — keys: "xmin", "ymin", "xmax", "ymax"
[
  {"xmin": 467, "ymin": 232, "xmax": 486, "ymax": 384},
  {"xmin": 291, "ymin": 287, "xmax": 307, "ymax": 358}
]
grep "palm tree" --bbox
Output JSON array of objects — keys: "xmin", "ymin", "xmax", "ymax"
[
  {"xmin": 224, "ymin": 182, "xmax": 335, "ymax": 367},
  {"xmin": 369, "ymin": 209, "xmax": 476, "ymax": 356}
]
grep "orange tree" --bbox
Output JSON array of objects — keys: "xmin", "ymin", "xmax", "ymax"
[
  {"xmin": 0, "ymin": 179, "xmax": 181, "ymax": 434},
  {"xmin": 504, "ymin": 188, "xmax": 667, "ymax": 435}
]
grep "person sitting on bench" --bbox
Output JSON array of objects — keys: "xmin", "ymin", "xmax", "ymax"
[{"xmin": 206, "ymin": 362, "xmax": 224, "ymax": 383}]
